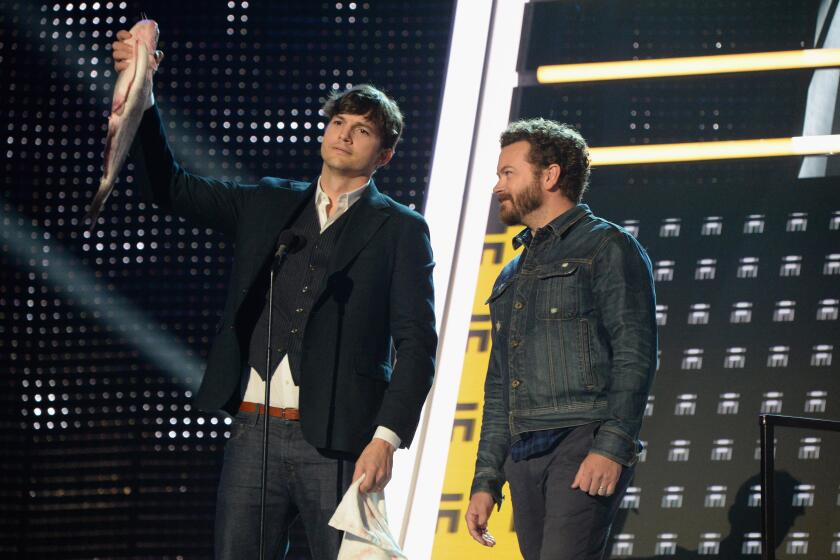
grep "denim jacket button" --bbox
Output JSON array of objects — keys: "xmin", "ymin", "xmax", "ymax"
[
  {"xmin": 513, "ymin": 301, "xmax": 524, "ymax": 310},
  {"xmin": 511, "ymin": 379, "xmax": 521, "ymax": 388},
  {"xmin": 511, "ymin": 340, "xmax": 520, "ymax": 348}
]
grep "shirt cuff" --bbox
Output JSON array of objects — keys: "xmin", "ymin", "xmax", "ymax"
[{"xmin": 373, "ymin": 426, "xmax": 401, "ymax": 449}]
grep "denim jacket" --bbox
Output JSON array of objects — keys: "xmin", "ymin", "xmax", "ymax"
[{"xmin": 471, "ymin": 204, "xmax": 658, "ymax": 506}]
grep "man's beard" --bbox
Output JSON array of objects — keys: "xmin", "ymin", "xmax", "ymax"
[{"xmin": 498, "ymin": 179, "xmax": 542, "ymax": 226}]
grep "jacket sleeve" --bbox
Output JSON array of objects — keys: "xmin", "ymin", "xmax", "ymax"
[
  {"xmin": 589, "ymin": 231, "xmax": 658, "ymax": 466},
  {"xmin": 470, "ymin": 328, "xmax": 509, "ymax": 509},
  {"xmin": 129, "ymin": 104, "xmax": 255, "ymax": 237},
  {"xmin": 373, "ymin": 213, "xmax": 437, "ymax": 447}
]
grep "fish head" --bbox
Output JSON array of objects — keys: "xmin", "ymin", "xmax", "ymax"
[{"xmin": 130, "ymin": 19, "xmax": 159, "ymax": 52}]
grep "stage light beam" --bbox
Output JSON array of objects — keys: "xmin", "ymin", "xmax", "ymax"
[{"xmin": 1, "ymin": 204, "xmax": 205, "ymax": 390}]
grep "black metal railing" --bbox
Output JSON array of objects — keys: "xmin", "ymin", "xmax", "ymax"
[{"xmin": 759, "ymin": 414, "xmax": 840, "ymax": 560}]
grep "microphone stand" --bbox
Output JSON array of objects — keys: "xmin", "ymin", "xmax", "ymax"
[{"xmin": 259, "ymin": 235, "xmax": 294, "ymax": 560}]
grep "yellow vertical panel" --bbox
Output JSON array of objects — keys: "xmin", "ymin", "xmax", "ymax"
[{"xmin": 432, "ymin": 227, "xmax": 525, "ymax": 558}]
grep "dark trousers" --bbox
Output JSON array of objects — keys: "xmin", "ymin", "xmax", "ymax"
[
  {"xmin": 504, "ymin": 423, "xmax": 634, "ymax": 560},
  {"xmin": 214, "ymin": 411, "xmax": 354, "ymax": 560}
]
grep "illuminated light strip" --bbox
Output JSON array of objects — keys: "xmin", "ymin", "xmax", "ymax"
[
  {"xmin": 401, "ymin": 0, "xmax": 527, "ymax": 558},
  {"xmin": 536, "ymin": 49, "xmax": 840, "ymax": 83},
  {"xmin": 590, "ymin": 135, "xmax": 840, "ymax": 165},
  {"xmin": 391, "ymin": 0, "xmax": 495, "ymax": 548}
]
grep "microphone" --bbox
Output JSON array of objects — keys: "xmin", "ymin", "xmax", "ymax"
[
  {"xmin": 261, "ymin": 228, "xmax": 299, "ymax": 560},
  {"xmin": 273, "ymin": 230, "xmax": 300, "ymax": 265}
]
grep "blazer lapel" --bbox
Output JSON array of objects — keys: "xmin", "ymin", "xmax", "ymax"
[
  {"xmin": 257, "ymin": 180, "xmax": 316, "ymax": 262},
  {"xmin": 314, "ymin": 182, "xmax": 390, "ymax": 300},
  {"xmin": 231, "ymin": 181, "xmax": 314, "ymax": 319}
]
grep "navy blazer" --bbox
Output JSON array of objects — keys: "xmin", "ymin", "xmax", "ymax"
[{"xmin": 129, "ymin": 106, "xmax": 437, "ymax": 457}]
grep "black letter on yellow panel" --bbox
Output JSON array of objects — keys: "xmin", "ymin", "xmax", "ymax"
[
  {"xmin": 438, "ymin": 493, "xmax": 465, "ymax": 533},
  {"xmin": 467, "ymin": 328, "xmax": 490, "ymax": 352},
  {"xmin": 483, "ymin": 242, "xmax": 505, "ymax": 264},
  {"xmin": 452, "ymin": 403, "xmax": 478, "ymax": 441},
  {"xmin": 452, "ymin": 418, "xmax": 475, "ymax": 441}
]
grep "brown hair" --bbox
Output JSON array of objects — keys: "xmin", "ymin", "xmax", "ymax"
[
  {"xmin": 322, "ymin": 84, "xmax": 404, "ymax": 150},
  {"xmin": 500, "ymin": 118, "xmax": 591, "ymax": 203}
]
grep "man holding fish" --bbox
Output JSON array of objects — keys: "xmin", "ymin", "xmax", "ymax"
[{"xmin": 108, "ymin": 23, "xmax": 436, "ymax": 560}]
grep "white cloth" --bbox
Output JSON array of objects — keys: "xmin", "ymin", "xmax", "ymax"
[{"xmin": 328, "ymin": 474, "xmax": 407, "ymax": 559}]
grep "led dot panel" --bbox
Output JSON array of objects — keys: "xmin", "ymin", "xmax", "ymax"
[
  {"xmin": 521, "ymin": 0, "xmax": 820, "ymax": 68},
  {"xmin": 1, "ymin": 1, "xmax": 454, "ymax": 557}
]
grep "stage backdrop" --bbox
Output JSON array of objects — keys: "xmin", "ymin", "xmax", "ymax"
[
  {"xmin": 431, "ymin": 1, "xmax": 840, "ymax": 558},
  {"xmin": 0, "ymin": 1, "xmax": 454, "ymax": 557}
]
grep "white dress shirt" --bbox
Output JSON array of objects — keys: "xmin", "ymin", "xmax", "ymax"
[{"xmin": 242, "ymin": 177, "xmax": 401, "ymax": 449}]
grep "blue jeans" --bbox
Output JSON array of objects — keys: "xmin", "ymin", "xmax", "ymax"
[
  {"xmin": 504, "ymin": 422, "xmax": 634, "ymax": 560},
  {"xmin": 214, "ymin": 411, "xmax": 354, "ymax": 560}
]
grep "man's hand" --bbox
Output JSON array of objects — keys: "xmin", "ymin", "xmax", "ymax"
[
  {"xmin": 571, "ymin": 452, "xmax": 623, "ymax": 496},
  {"xmin": 111, "ymin": 30, "xmax": 164, "ymax": 110},
  {"xmin": 112, "ymin": 30, "xmax": 164, "ymax": 72},
  {"xmin": 465, "ymin": 491, "xmax": 496, "ymax": 547},
  {"xmin": 353, "ymin": 438, "xmax": 395, "ymax": 494}
]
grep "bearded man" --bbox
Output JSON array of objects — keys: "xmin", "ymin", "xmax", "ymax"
[{"xmin": 465, "ymin": 119, "xmax": 657, "ymax": 560}]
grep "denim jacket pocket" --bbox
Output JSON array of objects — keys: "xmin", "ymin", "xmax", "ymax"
[{"xmin": 536, "ymin": 261, "xmax": 580, "ymax": 320}]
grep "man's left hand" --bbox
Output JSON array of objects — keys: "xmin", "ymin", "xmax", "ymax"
[
  {"xmin": 571, "ymin": 452, "xmax": 622, "ymax": 496},
  {"xmin": 353, "ymin": 438, "xmax": 395, "ymax": 493}
]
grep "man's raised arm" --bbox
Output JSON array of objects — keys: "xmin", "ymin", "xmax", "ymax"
[{"xmin": 115, "ymin": 29, "xmax": 256, "ymax": 237}]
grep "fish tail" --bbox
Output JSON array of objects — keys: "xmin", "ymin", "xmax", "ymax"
[
  {"xmin": 84, "ymin": 204, "xmax": 100, "ymax": 233},
  {"xmin": 85, "ymin": 178, "xmax": 113, "ymax": 232}
]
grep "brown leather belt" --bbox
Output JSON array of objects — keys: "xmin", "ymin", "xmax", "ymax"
[{"xmin": 239, "ymin": 401, "xmax": 300, "ymax": 421}]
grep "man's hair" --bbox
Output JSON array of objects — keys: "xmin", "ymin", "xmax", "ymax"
[
  {"xmin": 322, "ymin": 84, "xmax": 404, "ymax": 151},
  {"xmin": 500, "ymin": 118, "xmax": 591, "ymax": 203}
]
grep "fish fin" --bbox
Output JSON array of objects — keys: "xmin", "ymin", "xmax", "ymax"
[
  {"xmin": 111, "ymin": 92, "xmax": 127, "ymax": 114},
  {"xmin": 101, "ymin": 118, "xmax": 117, "ymax": 179}
]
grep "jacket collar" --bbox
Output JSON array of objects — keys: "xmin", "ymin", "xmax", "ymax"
[
  {"xmin": 313, "ymin": 179, "xmax": 391, "ymax": 301},
  {"xmin": 315, "ymin": 176, "xmax": 371, "ymax": 215},
  {"xmin": 512, "ymin": 204, "xmax": 591, "ymax": 249},
  {"xmin": 327, "ymin": 179, "xmax": 390, "ymax": 271}
]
